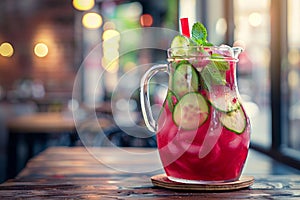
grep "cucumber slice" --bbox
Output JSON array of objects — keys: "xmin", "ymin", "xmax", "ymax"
[
  {"xmin": 171, "ymin": 35, "xmax": 190, "ymax": 48},
  {"xmin": 173, "ymin": 63, "xmax": 199, "ymax": 97},
  {"xmin": 173, "ymin": 93, "xmax": 209, "ymax": 130},
  {"xmin": 220, "ymin": 107, "xmax": 246, "ymax": 134},
  {"xmin": 170, "ymin": 35, "xmax": 190, "ymax": 56},
  {"xmin": 208, "ymin": 86, "xmax": 240, "ymax": 112}
]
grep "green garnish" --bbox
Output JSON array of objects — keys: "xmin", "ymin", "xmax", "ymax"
[
  {"xmin": 171, "ymin": 35, "xmax": 189, "ymax": 48},
  {"xmin": 199, "ymin": 53, "xmax": 230, "ymax": 90},
  {"xmin": 170, "ymin": 35, "xmax": 190, "ymax": 56},
  {"xmin": 200, "ymin": 55, "xmax": 230, "ymax": 90},
  {"xmin": 191, "ymin": 22, "xmax": 212, "ymax": 46},
  {"xmin": 190, "ymin": 23, "xmax": 229, "ymax": 89},
  {"xmin": 170, "ymin": 22, "xmax": 230, "ymax": 90},
  {"xmin": 211, "ymin": 54, "xmax": 230, "ymax": 71},
  {"xmin": 201, "ymin": 62, "xmax": 226, "ymax": 90}
]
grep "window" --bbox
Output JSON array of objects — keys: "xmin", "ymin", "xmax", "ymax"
[
  {"xmin": 233, "ymin": 0, "xmax": 271, "ymax": 147},
  {"xmin": 284, "ymin": 0, "xmax": 300, "ymax": 155},
  {"xmin": 232, "ymin": 0, "xmax": 300, "ymax": 169}
]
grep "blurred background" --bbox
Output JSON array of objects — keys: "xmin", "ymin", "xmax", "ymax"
[{"xmin": 0, "ymin": 0, "xmax": 299, "ymax": 183}]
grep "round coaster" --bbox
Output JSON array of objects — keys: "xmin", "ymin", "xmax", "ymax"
[{"xmin": 151, "ymin": 174, "xmax": 254, "ymax": 191}]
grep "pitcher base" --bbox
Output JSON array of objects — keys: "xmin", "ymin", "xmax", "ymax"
[{"xmin": 167, "ymin": 176, "xmax": 237, "ymax": 184}]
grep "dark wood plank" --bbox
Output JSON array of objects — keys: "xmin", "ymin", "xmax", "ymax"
[{"xmin": 1, "ymin": 147, "xmax": 300, "ymax": 199}]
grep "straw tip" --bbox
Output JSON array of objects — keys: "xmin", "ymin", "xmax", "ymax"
[
  {"xmin": 180, "ymin": 18, "xmax": 188, "ymax": 21},
  {"xmin": 180, "ymin": 18, "xmax": 190, "ymax": 38}
]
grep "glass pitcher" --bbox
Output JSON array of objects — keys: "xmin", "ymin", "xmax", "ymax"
[{"xmin": 140, "ymin": 45, "xmax": 251, "ymax": 183}]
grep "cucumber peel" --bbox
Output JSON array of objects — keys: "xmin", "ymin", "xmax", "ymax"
[
  {"xmin": 173, "ymin": 93, "xmax": 209, "ymax": 130},
  {"xmin": 208, "ymin": 86, "xmax": 240, "ymax": 113},
  {"xmin": 220, "ymin": 107, "xmax": 247, "ymax": 134}
]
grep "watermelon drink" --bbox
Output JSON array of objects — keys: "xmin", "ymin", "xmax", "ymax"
[
  {"xmin": 140, "ymin": 22, "xmax": 251, "ymax": 183},
  {"xmin": 156, "ymin": 45, "xmax": 250, "ymax": 183}
]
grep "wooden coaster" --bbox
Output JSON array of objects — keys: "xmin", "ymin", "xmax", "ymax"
[{"xmin": 151, "ymin": 174, "xmax": 254, "ymax": 191}]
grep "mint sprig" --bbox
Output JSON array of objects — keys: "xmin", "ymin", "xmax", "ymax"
[
  {"xmin": 170, "ymin": 22, "xmax": 231, "ymax": 90},
  {"xmin": 191, "ymin": 22, "xmax": 212, "ymax": 46},
  {"xmin": 190, "ymin": 22, "xmax": 229, "ymax": 90},
  {"xmin": 200, "ymin": 56, "xmax": 229, "ymax": 90}
]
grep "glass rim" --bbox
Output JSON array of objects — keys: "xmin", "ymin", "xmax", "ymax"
[{"xmin": 167, "ymin": 45, "xmax": 243, "ymax": 62}]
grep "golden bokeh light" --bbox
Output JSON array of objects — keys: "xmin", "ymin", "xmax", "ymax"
[
  {"xmin": 82, "ymin": 12, "xmax": 103, "ymax": 29},
  {"xmin": 34, "ymin": 43, "xmax": 49, "ymax": 58},
  {"xmin": 102, "ymin": 40, "xmax": 119, "ymax": 49},
  {"xmin": 288, "ymin": 49, "xmax": 300, "ymax": 66},
  {"xmin": 0, "ymin": 42, "xmax": 14, "ymax": 57},
  {"xmin": 101, "ymin": 58, "xmax": 119, "ymax": 73},
  {"xmin": 102, "ymin": 29, "xmax": 120, "ymax": 73},
  {"xmin": 103, "ymin": 48, "xmax": 119, "ymax": 61},
  {"xmin": 72, "ymin": 0, "xmax": 94, "ymax": 11},
  {"xmin": 102, "ymin": 30, "xmax": 120, "ymax": 41}
]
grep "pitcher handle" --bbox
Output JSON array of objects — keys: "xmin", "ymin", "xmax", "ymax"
[{"xmin": 140, "ymin": 64, "xmax": 168, "ymax": 132}]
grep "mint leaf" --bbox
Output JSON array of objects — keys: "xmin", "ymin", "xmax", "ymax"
[
  {"xmin": 200, "ymin": 62, "xmax": 226, "ymax": 90},
  {"xmin": 211, "ymin": 53, "xmax": 230, "ymax": 71},
  {"xmin": 204, "ymin": 42, "xmax": 214, "ymax": 46},
  {"xmin": 213, "ymin": 60, "xmax": 229, "ymax": 71},
  {"xmin": 191, "ymin": 22, "xmax": 208, "ymax": 45},
  {"xmin": 199, "ymin": 54, "xmax": 229, "ymax": 90}
]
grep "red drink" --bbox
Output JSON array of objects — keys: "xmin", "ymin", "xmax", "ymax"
[
  {"xmin": 156, "ymin": 49, "xmax": 251, "ymax": 183},
  {"xmin": 140, "ymin": 23, "xmax": 251, "ymax": 183}
]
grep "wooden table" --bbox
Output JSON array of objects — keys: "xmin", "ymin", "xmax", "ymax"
[
  {"xmin": 6, "ymin": 112, "xmax": 113, "ymax": 180},
  {"xmin": 1, "ymin": 147, "xmax": 299, "ymax": 199}
]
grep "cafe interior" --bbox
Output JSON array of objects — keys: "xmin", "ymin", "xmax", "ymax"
[{"xmin": 0, "ymin": 0, "xmax": 300, "ymax": 189}]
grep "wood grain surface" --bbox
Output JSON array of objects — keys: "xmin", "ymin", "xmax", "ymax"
[{"xmin": 1, "ymin": 147, "xmax": 300, "ymax": 199}]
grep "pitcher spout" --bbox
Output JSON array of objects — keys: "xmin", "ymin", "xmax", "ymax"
[{"xmin": 232, "ymin": 46, "xmax": 243, "ymax": 59}]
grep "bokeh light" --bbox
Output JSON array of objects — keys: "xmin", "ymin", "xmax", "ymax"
[
  {"xmin": 102, "ymin": 29, "xmax": 120, "ymax": 73},
  {"xmin": 288, "ymin": 70, "xmax": 299, "ymax": 89},
  {"xmin": 103, "ymin": 49, "xmax": 119, "ymax": 61},
  {"xmin": 103, "ymin": 21, "xmax": 116, "ymax": 31},
  {"xmin": 288, "ymin": 49, "xmax": 300, "ymax": 66},
  {"xmin": 0, "ymin": 42, "xmax": 14, "ymax": 57},
  {"xmin": 102, "ymin": 30, "xmax": 120, "ymax": 41},
  {"xmin": 101, "ymin": 58, "xmax": 119, "ymax": 73},
  {"xmin": 34, "ymin": 43, "xmax": 49, "ymax": 57},
  {"xmin": 140, "ymin": 14, "xmax": 153, "ymax": 27},
  {"xmin": 248, "ymin": 12, "xmax": 262, "ymax": 27},
  {"xmin": 82, "ymin": 12, "xmax": 103, "ymax": 29},
  {"xmin": 215, "ymin": 18, "xmax": 227, "ymax": 35},
  {"xmin": 72, "ymin": 0, "xmax": 94, "ymax": 11}
]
